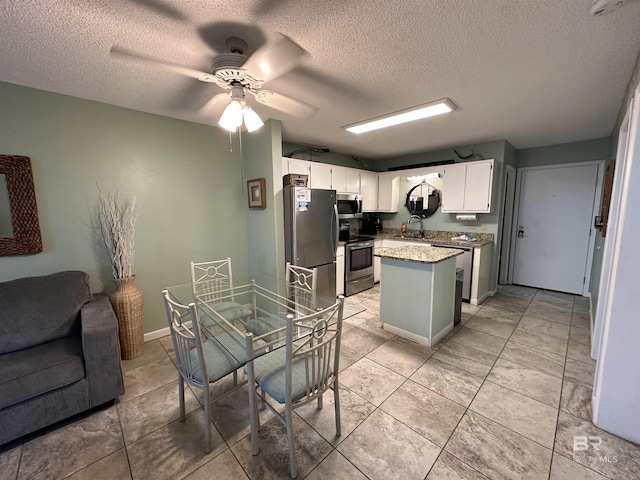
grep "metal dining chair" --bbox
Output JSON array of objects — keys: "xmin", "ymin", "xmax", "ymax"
[
  {"xmin": 246, "ymin": 296, "xmax": 344, "ymax": 478},
  {"xmin": 161, "ymin": 290, "xmax": 247, "ymax": 453},
  {"xmin": 190, "ymin": 258, "xmax": 252, "ymax": 325},
  {"xmin": 244, "ymin": 262, "xmax": 318, "ymax": 339}
]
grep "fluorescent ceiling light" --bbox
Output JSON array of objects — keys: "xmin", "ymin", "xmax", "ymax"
[{"xmin": 344, "ymin": 98, "xmax": 457, "ymax": 134}]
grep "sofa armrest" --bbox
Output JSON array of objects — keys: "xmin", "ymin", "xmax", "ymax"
[{"xmin": 81, "ymin": 294, "xmax": 125, "ymax": 406}]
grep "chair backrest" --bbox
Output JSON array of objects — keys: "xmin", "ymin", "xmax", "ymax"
[
  {"xmin": 286, "ymin": 296, "xmax": 344, "ymax": 406},
  {"xmin": 161, "ymin": 290, "xmax": 207, "ymax": 387},
  {"xmin": 190, "ymin": 258, "xmax": 235, "ymax": 301},
  {"xmin": 285, "ymin": 262, "xmax": 318, "ymax": 313}
]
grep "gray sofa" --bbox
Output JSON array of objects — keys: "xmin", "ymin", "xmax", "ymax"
[{"xmin": 0, "ymin": 271, "xmax": 124, "ymax": 445}]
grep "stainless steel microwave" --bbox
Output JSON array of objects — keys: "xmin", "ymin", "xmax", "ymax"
[{"xmin": 337, "ymin": 193, "xmax": 363, "ymax": 219}]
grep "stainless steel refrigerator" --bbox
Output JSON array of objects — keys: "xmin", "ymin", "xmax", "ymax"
[{"xmin": 283, "ymin": 186, "xmax": 338, "ymax": 300}]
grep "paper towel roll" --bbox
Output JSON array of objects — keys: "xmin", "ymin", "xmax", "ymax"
[{"xmin": 456, "ymin": 214, "xmax": 478, "ymax": 221}]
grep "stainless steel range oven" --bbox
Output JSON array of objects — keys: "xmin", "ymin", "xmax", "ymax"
[{"xmin": 345, "ymin": 236, "xmax": 374, "ymax": 296}]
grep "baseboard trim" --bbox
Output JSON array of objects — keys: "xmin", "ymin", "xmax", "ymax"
[{"xmin": 144, "ymin": 326, "xmax": 170, "ymax": 342}]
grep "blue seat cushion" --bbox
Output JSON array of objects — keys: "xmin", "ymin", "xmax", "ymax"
[
  {"xmin": 245, "ymin": 314, "xmax": 286, "ymax": 340},
  {"xmin": 200, "ymin": 302, "xmax": 252, "ymax": 328},
  {"xmin": 0, "ymin": 335, "xmax": 86, "ymax": 409},
  {"xmin": 246, "ymin": 349, "xmax": 333, "ymax": 404},
  {"xmin": 189, "ymin": 333, "xmax": 247, "ymax": 384}
]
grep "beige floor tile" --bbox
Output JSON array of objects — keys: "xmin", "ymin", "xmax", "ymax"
[
  {"xmin": 121, "ymin": 340, "xmax": 170, "ymax": 373},
  {"xmin": 524, "ymin": 301, "xmax": 572, "ymax": 325},
  {"xmin": 567, "ymin": 339, "xmax": 596, "ymax": 365},
  {"xmin": 381, "ymin": 380, "xmax": 466, "ymax": 447},
  {"xmin": 487, "ymin": 358, "xmax": 562, "ymax": 408},
  {"xmin": 296, "ymin": 385, "xmax": 376, "ymax": 446},
  {"xmin": 340, "ymin": 357, "xmax": 406, "ymax": 406},
  {"xmin": 340, "ymin": 325, "xmax": 388, "ymax": 355},
  {"xmin": 448, "ymin": 327, "xmax": 508, "ymax": 356},
  {"xmin": 499, "ymin": 341, "xmax": 565, "ymax": 378},
  {"xmin": 549, "ymin": 453, "xmax": 607, "ymax": 480},
  {"xmin": 518, "ymin": 315, "xmax": 570, "ymax": 339},
  {"xmin": 564, "ymin": 358, "xmax": 595, "ymax": 388},
  {"xmin": 183, "ymin": 450, "xmax": 249, "ymax": 480},
  {"xmin": 120, "ymin": 356, "xmax": 179, "ymax": 403},
  {"xmin": 366, "ymin": 339, "xmax": 429, "ymax": 377},
  {"xmin": 17, "ymin": 407, "xmax": 123, "ymax": 480},
  {"xmin": 0, "ymin": 446, "xmax": 22, "ymax": 480},
  {"xmin": 472, "ymin": 304, "xmax": 524, "ymax": 323},
  {"xmin": 570, "ymin": 325, "xmax": 591, "ymax": 346},
  {"xmin": 555, "ymin": 412, "xmax": 640, "ymax": 480},
  {"xmin": 445, "ymin": 411, "xmax": 552, "ymax": 480},
  {"xmin": 469, "ymin": 381, "xmax": 558, "ymax": 448},
  {"xmin": 117, "ymin": 380, "xmax": 200, "ymax": 445},
  {"xmin": 338, "ymin": 409, "xmax": 440, "ymax": 480},
  {"xmin": 411, "ymin": 358, "xmax": 483, "ymax": 407},
  {"xmin": 509, "ymin": 326, "xmax": 568, "ymax": 356},
  {"xmin": 432, "ymin": 341, "xmax": 497, "ymax": 378},
  {"xmin": 231, "ymin": 414, "xmax": 332, "ymax": 480},
  {"xmin": 65, "ymin": 449, "xmax": 132, "ymax": 480},
  {"xmin": 464, "ymin": 316, "xmax": 517, "ymax": 339},
  {"xmin": 427, "ymin": 451, "xmax": 489, "ymax": 479},
  {"xmin": 126, "ymin": 410, "xmax": 226, "ymax": 480},
  {"xmin": 560, "ymin": 380, "xmax": 592, "ymax": 422},
  {"xmin": 305, "ymin": 450, "xmax": 368, "ymax": 480}
]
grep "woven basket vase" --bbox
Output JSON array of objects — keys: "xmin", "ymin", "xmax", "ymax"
[{"xmin": 110, "ymin": 276, "xmax": 144, "ymax": 360}]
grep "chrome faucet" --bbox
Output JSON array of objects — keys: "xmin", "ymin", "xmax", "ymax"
[{"xmin": 407, "ymin": 215, "xmax": 424, "ymax": 238}]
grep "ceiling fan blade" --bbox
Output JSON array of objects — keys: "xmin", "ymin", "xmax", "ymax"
[
  {"xmin": 200, "ymin": 93, "xmax": 230, "ymax": 116},
  {"xmin": 251, "ymin": 90, "xmax": 318, "ymax": 118},
  {"xmin": 241, "ymin": 34, "xmax": 309, "ymax": 84},
  {"xmin": 110, "ymin": 46, "xmax": 217, "ymax": 82}
]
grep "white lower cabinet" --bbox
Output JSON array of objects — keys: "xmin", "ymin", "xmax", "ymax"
[{"xmin": 336, "ymin": 245, "xmax": 345, "ymax": 296}]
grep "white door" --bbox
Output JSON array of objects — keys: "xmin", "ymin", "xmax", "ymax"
[{"xmin": 512, "ymin": 163, "xmax": 600, "ymax": 294}]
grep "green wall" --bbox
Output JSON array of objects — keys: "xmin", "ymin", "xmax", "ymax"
[
  {"xmin": 0, "ymin": 81, "xmax": 249, "ymax": 334},
  {"xmin": 516, "ymin": 137, "xmax": 610, "ymax": 168}
]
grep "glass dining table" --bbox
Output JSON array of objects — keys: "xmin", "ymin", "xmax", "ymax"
[{"xmin": 165, "ymin": 271, "xmax": 342, "ymax": 452}]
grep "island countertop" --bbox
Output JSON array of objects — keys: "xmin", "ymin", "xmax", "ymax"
[{"xmin": 375, "ymin": 245, "xmax": 463, "ymax": 264}]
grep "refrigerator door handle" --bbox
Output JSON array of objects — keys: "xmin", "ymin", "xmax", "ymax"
[{"xmin": 332, "ymin": 204, "xmax": 339, "ymax": 255}]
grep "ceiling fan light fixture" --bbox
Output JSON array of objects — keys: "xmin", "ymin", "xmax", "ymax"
[
  {"xmin": 344, "ymin": 98, "xmax": 457, "ymax": 134},
  {"xmin": 242, "ymin": 105, "xmax": 264, "ymax": 132},
  {"xmin": 218, "ymin": 99, "xmax": 244, "ymax": 132}
]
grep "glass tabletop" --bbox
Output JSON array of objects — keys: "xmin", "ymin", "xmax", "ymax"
[{"xmin": 166, "ymin": 271, "xmax": 341, "ymax": 365}]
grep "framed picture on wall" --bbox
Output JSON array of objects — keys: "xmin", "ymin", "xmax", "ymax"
[{"xmin": 247, "ymin": 178, "xmax": 266, "ymax": 209}]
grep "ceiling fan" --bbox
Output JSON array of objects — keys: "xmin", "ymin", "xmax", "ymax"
[{"xmin": 110, "ymin": 34, "xmax": 318, "ymax": 132}]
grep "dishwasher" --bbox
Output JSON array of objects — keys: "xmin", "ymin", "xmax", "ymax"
[{"xmin": 432, "ymin": 244, "xmax": 474, "ymax": 302}]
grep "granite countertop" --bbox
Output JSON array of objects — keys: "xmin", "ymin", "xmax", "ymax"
[
  {"xmin": 375, "ymin": 245, "xmax": 463, "ymax": 264},
  {"xmin": 374, "ymin": 230, "xmax": 494, "ymax": 248}
]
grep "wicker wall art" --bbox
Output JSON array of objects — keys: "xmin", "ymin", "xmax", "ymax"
[{"xmin": 0, "ymin": 155, "xmax": 43, "ymax": 256}]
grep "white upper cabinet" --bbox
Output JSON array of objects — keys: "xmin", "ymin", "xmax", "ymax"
[
  {"xmin": 331, "ymin": 166, "xmax": 347, "ymax": 192},
  {"xmin": 309, "ymin": 162, "xmax": 332, "ymax": 189},
  {"xmin": 377, "ymin": 174, "xmax": 399, "ymax": 212},
  {"xmin": 361, "ymin": 171, "xmax": 379, "ymax": 212},
  {"xmin": 286, "ymin": 158, "xmax": 310, "ymax": 176},
  {"xmin": 441, "ymin": 159, "xmax": 494, "ymax": 213},
  {"xmin": 345, "ymin": 168, "xmax": 361, "ymax": 193}
]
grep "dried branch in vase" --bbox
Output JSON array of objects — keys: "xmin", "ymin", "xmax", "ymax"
[{"xmin": 98, "ymin": 190, "xmax": 138, "ymax": 280}]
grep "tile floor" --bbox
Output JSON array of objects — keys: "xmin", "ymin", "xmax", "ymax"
[{"xmin": 2, "ymin": 285, "xmax": 640, "ymax": 479}]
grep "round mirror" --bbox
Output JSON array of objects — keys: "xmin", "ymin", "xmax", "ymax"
[{"xmin": 405, "ymin": 183, "xmax": 441, "ymax": 218}]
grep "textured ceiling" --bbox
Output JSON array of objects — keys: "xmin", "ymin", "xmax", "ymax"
[{"xmin": 1, "ymin": 0, "xmax": 640, "ymax": 159}]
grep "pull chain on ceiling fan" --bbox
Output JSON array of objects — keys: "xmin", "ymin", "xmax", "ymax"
[{"xmin": 110, "ymin": 33, "xmax": 318, "ymax": 133}]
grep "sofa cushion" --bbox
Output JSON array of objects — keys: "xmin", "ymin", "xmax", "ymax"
[
  {"xmin": 0, "ymin": 335, "xmax": 86, "ymax": 409},
  {"xmin": 0, "ymin": 271, "xmax": 92, "ymax": 354}
]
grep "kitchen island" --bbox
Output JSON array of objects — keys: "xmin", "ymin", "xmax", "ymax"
[{"xmin": 375, "ymin": 245, "xmax": 462, "ymax": 347}]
